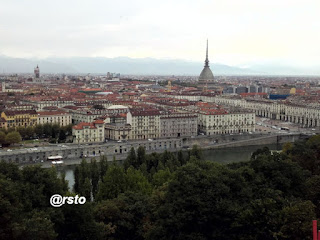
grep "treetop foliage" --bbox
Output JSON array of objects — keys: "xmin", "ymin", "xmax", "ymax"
[{"xmin": 1, "ymin": 141, "xmax": 320, "ymax": 239}]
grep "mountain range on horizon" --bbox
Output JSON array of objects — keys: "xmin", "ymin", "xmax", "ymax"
[{"xmin": 0, "ymin": 55, "xmax": 319, "ymax": 76}]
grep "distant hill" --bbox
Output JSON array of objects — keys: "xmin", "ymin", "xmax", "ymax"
[
  {"xmin": 0, "ymin": 56, "xmax": 261, "ymax": 75},
  {"xmin": 0, "ymin": 55, "xmax": 319, "ymax": 75},
  {"xmin": 0, "ymin": 55, "xmax": 76, "ymax": 74}
]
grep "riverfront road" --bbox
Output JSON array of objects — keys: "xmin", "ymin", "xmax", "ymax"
[
  {"xmin": 201, "ymin": 133, "xmax": 309, "ymax": 150},
  {"xmin": 0, "ymin": 138, "xmax": 182, "ymax": 165},
  {"xmin": 0, "ymin": 133, "xmax": 312, "ymax": 166}
]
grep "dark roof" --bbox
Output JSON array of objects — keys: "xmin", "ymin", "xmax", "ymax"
[{"xmin": 4, "ymin": 110, "xmax": 37, "ymax": 116}]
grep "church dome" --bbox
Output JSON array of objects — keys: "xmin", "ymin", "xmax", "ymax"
[{"xmin": 199, "ymin": 66, "xmax": 214, "ymax": 82}]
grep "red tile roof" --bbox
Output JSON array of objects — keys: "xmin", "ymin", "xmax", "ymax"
[
  {"xmin": 93, "ymin": 119, "xmax": 104, "ymax": 124},
  {"xmin": 73, "ymin": 120, "xmax": 104, "ymax": 130},
  {"xmin": 73, "ymin": 122, "xmax": 96, "ymax": 130}
]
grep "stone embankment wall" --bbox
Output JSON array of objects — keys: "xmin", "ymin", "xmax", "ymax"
[{"xmin": 0, "ymin": 134, "xmax": 310, "ymax": 165}]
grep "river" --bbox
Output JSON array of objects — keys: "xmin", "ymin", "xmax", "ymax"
[{"xmin": 60, "ymin": 144, "xmax": 282, "ymax": 191}]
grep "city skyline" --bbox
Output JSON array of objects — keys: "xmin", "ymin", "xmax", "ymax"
[{"xmin": 1, "ymin": 0, "xmax": 320, "ymax": 70}]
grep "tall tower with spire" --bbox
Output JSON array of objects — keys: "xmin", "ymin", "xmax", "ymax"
[
  {"xmin": 198, "ymin": 39, "xmax": 214, "ymax": 90},
  {"xmin": 34, "ymin": 65, "xmax": 40, "ymax": 78},
  {"xmin": 205, "ymin": 39, "xmax": 209, "ymax": 67}
]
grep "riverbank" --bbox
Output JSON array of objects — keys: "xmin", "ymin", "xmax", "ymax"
[
  {"xmin": 18, "ymin": 133, "xmax": 308, "ymax": 168},
  {"xmin": 60, "ymin": 143, "xmax": 283, "ymax": 191}
]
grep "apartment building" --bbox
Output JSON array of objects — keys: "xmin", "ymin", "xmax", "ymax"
[
  {"xmin": 70, "ymin": 105, "xmax": 129, "ymax": 124},
  {"xmin": 127, "ymin": 109, "xmax": 161, "ymax": 140},
  {"xmin": 37, "ymin": 111, "xmax": 72, "ymax": 126},
  {"xmin": 160, "ymin": 113, "xmax": 198, "ymax": 138},
  {"xmin": 212, "ymin": 97, "xmax": 320, "ymax": 127},
  {"xmin": 22, "ymin": 98, "xmax": 74, "ymax": 111},
  {"xmin": 0, "ymin": 117, "xmax": 7, "ymax": 130},
  {"xmin": 103, "ymin": 112, "xmax": 132, "ymax": 141},
  {"xmin": 105, "ymin": 124, "xmax": 132, "ymax": 141},
  {"xmin": 1, "ymin": 110, "xmax": 38, "ymax": 128},
  {"xmin": 198, "ymin": 109, "xmax": 255, "ymax": 135},
  {"xmin": 72, "ymin": 120, "xmax": 105, "ymax": 143}
]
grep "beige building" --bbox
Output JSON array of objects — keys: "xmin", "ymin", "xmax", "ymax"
[
  {"xmin": 37, "ymin": 111, "xmax": 72, "ymax": 126},
  {"xmin": 21, "ymin": 99, "xmax": 74, "ymax": 111},
  {"xmin": 171, "ymin": 94, "xmax": 320, "ymax": 128},
  {"xmin": 160, "ymin": 113, "xmax": 198, "ymax": 138},
  {"xmin": 72, "ymin": 120, "xmax": 105, "ymax": 143},
  {"xmin": 1, "ymin": 110, "xmax": 38, "ymax": 128},
  {"xmin": 211, "ymin": 97, "xmax": 320, "ymax": 128},
  {"xmin": 0, "ymin": 117, "xmax": 7, "ymax": 130},
  {"xmin": 70, "ymin": 105, "xmax": 129, "ymax": 124},
  {"xmin": 104, "ymin": 112, "xmax": 132, "ymax": 141},
  {"xmin": 198, "ymin": 111, "xmax": 255, "ymax": 135},
  {"xmin": 105, "ymin": 124, "xmax": 132, "ymax": 141},
  {"xmin": 127, "ymin": 109, "xmax": 161, "ymax": 140}
]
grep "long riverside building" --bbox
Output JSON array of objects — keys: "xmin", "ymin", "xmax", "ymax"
[{"xmin": 170, "ymin": 94, "xmax": 320, "ymax": 127}]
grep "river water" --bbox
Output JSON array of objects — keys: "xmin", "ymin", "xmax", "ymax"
[{"xmin": 60, "ymin": 144, "xmax": 281, "ymax": 191}]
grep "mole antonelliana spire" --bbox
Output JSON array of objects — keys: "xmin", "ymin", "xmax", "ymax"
[
  {"xmin": 205, "ymin": 39, "xmax": 209, "ymax": 67},
  {"xmin": 198, "ymin": 39, "xmax": 214, "ymax": 90}
]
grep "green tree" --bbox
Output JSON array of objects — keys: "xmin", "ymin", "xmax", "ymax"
[
  {"xmin": 17, "ymin": 127, "xmax": 27, "ymax": 139},
  {"xmin": 94, "ymin": 192, "xmax": 151, "ymax": 240},
  {"xmin": 124, "ymin": 147, "xmax": 137, "ymax": 169},
  {"xmin": 0, "ymin": 174, "xmax": 23, "ymax": 239},
  {"xmin": 137, "ymin": 146, "xmax": 146, "ymax": 166},
  {"xmin": 25, "ymin": 126, "xmax": 34, "ymax": 139},
  {"xmin": 62, "ymin": 124, "xmax": 73, "ymax": 136},
  {"xmin": 305, "ymin": 175, "xmax": 320, "ymax": 216},
  {"xmin": 18, "ymin": 210, "xmax": 58, "ymax": 240},
  {"xmin": 34, "ymin": 124, "xmax": 43, "ymax": 137},
  {"xmin": 278, "ymin": 200, "xmax": 316, "ymax": 240},
  {"xmin": 52, "ymin": 124, "xmax": 60, "ymax": 138},
  {"xmin": 97, "ymin": 165, "xmax": 127, "ymax": 200},
  {"xmin": 189, "ymin": 145, "xmax": 202, "ymax": 161},
  {"xmin": 152, "ymin": 168, "xmax": 172, "ymax": 187},
  {"xmin": 99, "ymin": 156, "xmax": 109, "ymax": 180},
  {"xmin": 147, "ymin": 162, "xmax": 239, "ymax": 240},
  {"xmin": 43, "ymin": 123, "xmax": 52, "ymax": 137},
  {"xmin": 177, "ymin": 149, "xmax": 186, "ymax": 166},
  {"xmin": 82, "ymin": 177, "xmax": 92, "ymax": 201},
  {"xmin": 251, "ymin": 146, "xmax": 271, "ymax": 160},
  {"xmin": 5, "ymin": 131, "xmax": 22, "ymax": 145},
  {"xmin": 59, "ymin": 199, "xmax": 104, "ymax": 240},
  {"xmin": 126, "ymin": 167, "xmax": 152, "ymax": 195},
  {"xmin": 91, "ymin": 159, "xmax": 100, "ymax": 198},
  {"xmin": 60, "ymin": 171, "xmax": 69, "ymax": 193},
  {"xmin": 74, "ymin": 166, "xmax": 81, "ymax": 193},
  {"xmin": 21, "ymin": 166, "xmax": 66, "ymax": 210},
  {"xmin": 80, "ymin": 158, "xmax": 91, "ymax": 182},
  {"xmin": 58, "ymin": 129, "xmax": 66, "ymax": 142},
  {"xmin": 0, "ymin": 131, "xmax": 6, "ymax": 145}
]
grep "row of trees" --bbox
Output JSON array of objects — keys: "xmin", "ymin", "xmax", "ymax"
[
  {"xmin": 73, "ymin": 146, "xmax": 193, "ymax": 201},
  {"xmin": 0, "ymin": 131, "xmax": 22, "ymax": 146},
  {"xmin": 2, "ymin": 123, "xmax": 73, "ymax": 143},
  {"xmin": 2, "ymin": 137, "xmax": 320, "ymax": 239}
]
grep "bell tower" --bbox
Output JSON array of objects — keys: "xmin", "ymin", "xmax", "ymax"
[{"xmin": 34, "ymin": 65, "xmax": 40, "ymax": 78}]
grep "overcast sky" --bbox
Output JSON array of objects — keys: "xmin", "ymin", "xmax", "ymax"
[{"xmin": 0, "ymin": 0, "xmax": 319, "ymax": 67}]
